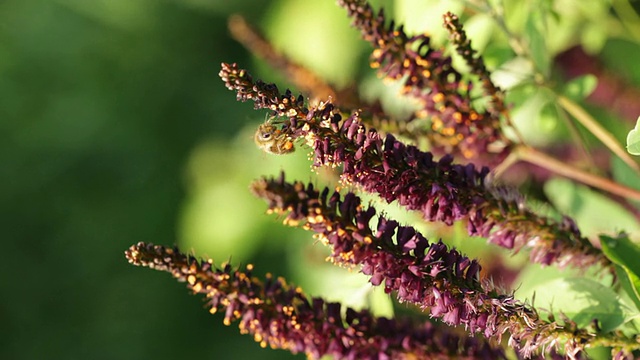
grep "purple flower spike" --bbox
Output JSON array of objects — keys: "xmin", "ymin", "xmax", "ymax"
[
  {"xmin": 303, "ymin": 111, "xmax": 605, "ymax": 270},
  {"xmin": 337, "ymin": 0, "xmax": 508, "ymax": 163},
  {"xmin": 250, "ymin": 175, "xmax": 637, "ymax": 358},
  {"xmin": 125, "ymin": 242, "xmax": 506, "ymax": 360},
  {"xmin": 219, "ymin": 62, "xmax": 610, "ymax": 271}
]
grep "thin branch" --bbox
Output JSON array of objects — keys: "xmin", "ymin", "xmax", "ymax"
[
  {"xmin": 515, "ymin": 145, "xmax": 640, "ymax": 201},
  {"xmin": 557, "ymin": 95, "xmax": 640, "ymax": 174},
  {"xmin": 227, "ymin": 14, "xmax": 338, "ymax": 102},
  {"xmin": 554, "ymin": 100, "xmax": 597, "ymax": 171}
]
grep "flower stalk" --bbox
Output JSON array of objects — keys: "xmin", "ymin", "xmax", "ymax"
[
  {"xmin": 251, "ymin": 174, "xmax": 640, "ymax": 358},
  {"xmin": 125, "ymin": 242, "xmax": 507, "ymax": 360},
  {"xmin": 219, "ymin": 63, "xmax": 610, "ymax": 271},
  {"xmin": 337, "ymin": 0, "xmax": 508, "ymax": 162}
]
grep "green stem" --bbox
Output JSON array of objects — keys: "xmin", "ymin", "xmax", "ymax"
[{"xmin": 556, "ymin": 95, "xmax": 640, "ymax": 175}]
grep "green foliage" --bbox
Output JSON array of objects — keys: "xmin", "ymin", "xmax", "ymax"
[
  {"xmin": 544, "ymin": 178, "xmax": 640, "ymax": 236},
  {"xmin": 524, "ymin": 8, "xmax": 551, "ymax": 76},
  {"xmin": 263, "ymin": 0, "xmax": 365, "ymax": 87},
  {"xmin": 519, "ymin": 276, "xmax": 628, "ymax": 332},
  {"xmin": 627, "ymin": 117, "xmax": 640, "ymax": 155},
  {"xmin": 601, "ymin": 235, "xmax": 640, "ymax": 312},
  {"xmin": 562, "ymin": 74, "xmax": 598, "ymax": 100}
]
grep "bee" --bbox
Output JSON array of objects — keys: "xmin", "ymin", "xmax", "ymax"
[{"xmin": 254, "ymin": 121, "xmax": 295, "ymax": 155}]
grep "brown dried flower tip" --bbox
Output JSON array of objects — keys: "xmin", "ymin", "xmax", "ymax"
[{"xmin": 442, "ymin": 12, "xmax": 506, "ymax": 117}]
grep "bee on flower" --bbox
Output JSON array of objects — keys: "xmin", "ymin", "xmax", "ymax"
[{"xmin": 254, "ymin": 118, "xmax": 295, "ymax": 155}]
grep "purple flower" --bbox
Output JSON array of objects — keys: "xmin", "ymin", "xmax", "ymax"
[
  {"xmin": 311, "ymin": 112, "xmax": 604, "ymax": 269},
  {"xmin": 250, "ymin": 175, "xmax": 636, "ymax": 358},
  {"xmin": 219, "ymin": 63, "xmax": 610, "ymax": 271},
  {"xmin": 125, "ymin": 242, "xmax": 506, "ymax": 359},
  {"xmin": 337, "ymin": 0, "xmax": 508, "ymax": 163}
]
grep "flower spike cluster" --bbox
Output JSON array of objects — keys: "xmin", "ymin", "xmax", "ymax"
[
  {"xmin": 219, "ymin": 63, "xmax": 609, "ymax": 271},
  {"xmin": 125, "ymin": 242, "xmax": 506, "ymax": 360},
  {"xmin": 126, "ymin": 2, "xmax": 640, "ymax": 359},
  {"xmin": 337, "ymin": 0, "xmax": 508, "ymax": 161},
  {"xmin": 251, "ymin": 175, "xmax": 640, "ymax": 358},
  {"xmin": 251, "ymin": 175, "xmax": 634, "ymax": 358}
]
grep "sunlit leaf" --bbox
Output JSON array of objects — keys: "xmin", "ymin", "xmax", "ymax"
[
  {"xmin": 264, "ymin": 0, "xmax": 364, "ymax": 88},
  {"xmin": 562, "ymin": 74, "xmax": 597, "ymax": 100},
  {"xmin": 462, "ymin": 13, "xmax": 494, "ymax": 54},
  {"xmin": 544, "ymin": 178, "xmax": 640, "ymax": 236},
  {"xmin": 616, "ymin": 264, "xmax": 640, "ymax": 313},
  {"xmin": 627, "ymin": 116, "xmax": 640, "ymax": 156},
  {"xmin": 395, "ymin": 0, "xmax": 463, "ymax": 42},
  {"xmin": 600, "ymin": 235, "xmax": 640, "ymax": 311},
  {"xmin": 581, "ymin": 22, "xmax": 607, "ymax": 53},
  {"xmin": 510, "ymin": 89, "xmax": 562, "ymax": 145},
  {"xmin": 524, "ymin": 10, "xmax": 549, "ymax": 76},
  {"xmin": 287, "ymin": 245, "xmax": 395, "ymax": 317},
  {"xmin": 517, "ymin": 277, "xmax": 626, "ymax": 332},
  {"xmin": 491, "ymin": 57, "xmax": 534, "ymax": 90}
]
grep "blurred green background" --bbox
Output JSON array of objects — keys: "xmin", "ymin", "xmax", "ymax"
[{"xmin": 0, "ymin": 0, "xmax": 316, "ymax": 358}]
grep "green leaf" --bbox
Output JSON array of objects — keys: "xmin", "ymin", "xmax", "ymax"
[
  {"xmin": 517, "ymin": 277, "xmax": 625, "ymax": 332},
  {"xmin": 581, "ymin": 23, "xmax": 607, "ymax": 54},
  {"xmin": 395, "ymin": 0, "xmax": 463, "ymax": 42},
  {"xmin": 544, "ymin": 178, "xmax": 640, "ymax": 236},
  {"xmin": 558, "ymin": 95, "xmax": 640, "ymax": 172},
  {"xmin": 510, "ymin": 89, "xmax": 562, "ymax": 146},
  {"xmin": 288, "ymin": 248, "xmax": 395, "ymax": 317},
  {"xmin": 561, "ymin": 74, "xmax": 597, "ymax": 100},
  {"xmin": 612, "ymin": 155, "xmax": 640, "ymax": 191},
  {"xmin": 616, "ymin": 264, "xmax": 640, "ymax": 313},
  {"xmin": 600, "ymin": 235, "xmax": 640, "ymax": 311},
  {"xmin": 611, "ymin": 157, "xmax": 640, "ymax": 209},
  {"xmin": 524, "ymin": 9, "xmax": 549, "ymax": 76},
  {"xmin": 462, "ymin": 13, "xmax": 494, "ymax": 54},
  {"xmin": 491, "ymin": 57, "xmax": 534, "ymax": 90},
  {"xmin": 601, "ymin": 39, "xmax": 640, "ymax": 85},
  {"xmin": 626, "ymin": 116, "xmax": 640, "ymax": 155},
  {"xmin": 515, "ymin": 263, "xmax": 580, "ymax": 294},
  {"xmin": 264, "ymin": 0, "xmax": 365, "ymax": 88}
]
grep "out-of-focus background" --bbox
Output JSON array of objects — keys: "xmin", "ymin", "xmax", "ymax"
[{"xmin": 1, "ymin": 0, "xmax": 366, "ymax": 358}]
